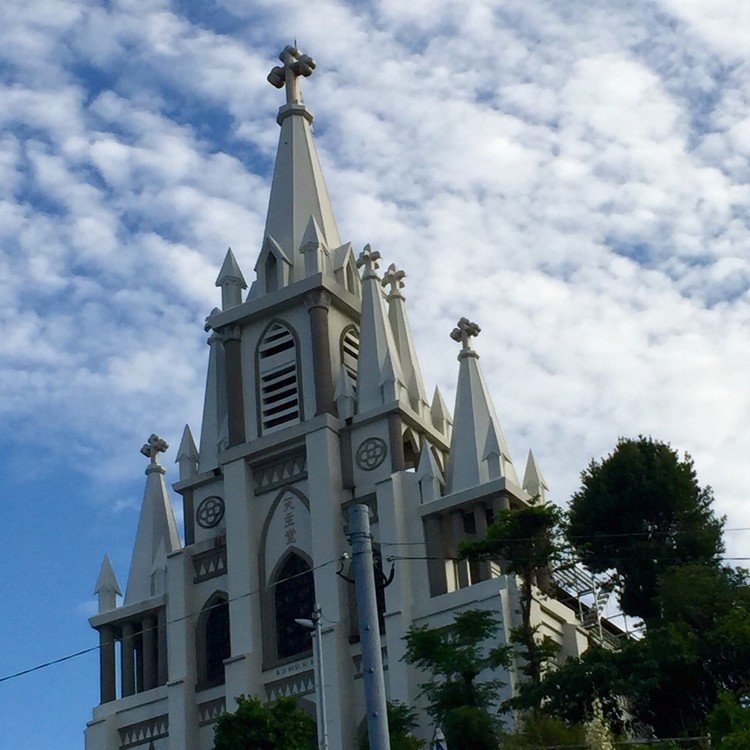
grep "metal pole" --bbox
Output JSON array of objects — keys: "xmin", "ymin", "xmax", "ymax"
[
  {"xmin": 295, "ymin": 604, "xmax": 329, "ymax": 750},
  {"xmin": 348, "ymin": 504, "xmax": 391, "ymax": 750},
  {"xmin": 312, "ymin": 603, "xmax": 329, "ymax": 750}
]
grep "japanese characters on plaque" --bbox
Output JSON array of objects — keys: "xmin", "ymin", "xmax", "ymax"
[{"xmin": 283, "ymin": 494, "xmax": 296, "ymax": 545}]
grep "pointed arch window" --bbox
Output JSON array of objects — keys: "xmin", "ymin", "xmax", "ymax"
[
  {"xmin": 265, "ymin": 253, "xmax": 279, "ymax": 293},
  {"xmin": 257, "ymin": 322, "xmax": 302, "ymax": 434},
  {"xmin": 340, "ymin": 325, "xmax": 360, "ymax": 385},
  {"xmin": 274, "ymin": 553, "xmax": 315, "ymax": 660},
  {"xmin": 196, "ymin": 592, "xmax": 230, "ymax": 689}
]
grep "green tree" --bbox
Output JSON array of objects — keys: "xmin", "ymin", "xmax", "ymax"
[
  {"xmin": 403, "ymin": 609, "xmax": 511, "ymax": 749},
  {"xmin": 213, "ymin": 695, "xmax": 314, "ymax": 750},
  {"xmin": 708, "ymin": 692, "xmax": 750, "ymax": 750},
  {"xmin": 567, "ymin": 436, "xmax": 724, "ymax": 623},
  {"xmin": 460, "ymin": 501, "xmax": 561, "ymax": 684},
  {"xmin": 514, "ymin": 564, "xmax": 750, "ymax": 739},
  {"xmin": 357, "ymin": 702, "xmax": 424, "ymax": 750},
  {"xmin": 499, "ymin": 711, "xmax": 585, "ymax": 749}
]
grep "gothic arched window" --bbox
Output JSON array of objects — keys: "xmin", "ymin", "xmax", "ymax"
[
  {"xmin": 340, "ymin": 325, "xmax": 360, "ymax": 385},
  {"xmin": 274, "ymin": 553, "xmax": 314, "ymax": 660},
  {"xmin": 257, "ymin": 321, "xmax": 302, "ymax": 434},
  {"xmin": 196, "ymin": 592, "xmax": 230, "ymax": 689}
]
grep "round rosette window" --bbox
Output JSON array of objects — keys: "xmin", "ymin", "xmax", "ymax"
[{"xmin": 196, "ymin": 496, "xmax": 225, "ymax": 529}]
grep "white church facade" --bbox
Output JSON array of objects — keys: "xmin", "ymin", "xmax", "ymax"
[{"xmin": 85, "ymin": 46, "xmax": 598, "ymax": 750}]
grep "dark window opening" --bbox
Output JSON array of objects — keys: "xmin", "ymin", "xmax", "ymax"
[
  {"xmin": 266, "ymin": 254, "xmax": 279, "ymax": 292},
  {"xmin": 205, "ymin": 599, "xmax": 231, "ymax": 685},
  {"xmin": 275, "ymin": 554, "xmax": 315, "ymax": 660}
]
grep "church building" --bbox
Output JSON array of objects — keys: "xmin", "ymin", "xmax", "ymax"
[{"xmin": 85, "ymin": 45, "xmax": 596, "ymax": 750}]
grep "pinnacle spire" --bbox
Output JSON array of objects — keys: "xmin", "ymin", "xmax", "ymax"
[
  {"xmin": 355, "ymin": 246, "xmax": 406, "ymax": 412},
  {"xmin": 258, "ymin": 45, "xmax": 340, "ymax": 293},
  {"xmin": 94, "ymin": 554, "xmax": 121, "ymax": 613},
  {"xmin": 216, "ymin": 248, "xmax": 247, "ymax": 309},
  {"xmin": 125, "ymin": 436, "xmax": 181, "ymax": 605},
  {"xmin": 415, "ymin": 441, "xmax": 444, "ymax": 504},
  {"xmin": 430, "ymin": 386, "xmax": 453, "ymax": 437},
  {"xmin": 176, "ymin": 424, "xmax": 199, "ymax": 480},
  {"xmin": 445, "ymin": 319, "xmax": 519, "ymax": 493},
  {"xmin": 522, "ymin": 450, "xmax": 549, "ymax": 502},
  {"xmin": 382, "ymin": 264, "xmax": 429, "ymax": 413}
]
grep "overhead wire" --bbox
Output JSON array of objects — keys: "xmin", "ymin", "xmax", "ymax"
[{"xmin": 0, "ymin": 556, "xmax": 340, "ymax": 686}]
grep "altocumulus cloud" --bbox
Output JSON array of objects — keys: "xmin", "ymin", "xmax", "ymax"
[{"xmin": 0, "ymin": 0, "xmax": 748, "ymax": 558}]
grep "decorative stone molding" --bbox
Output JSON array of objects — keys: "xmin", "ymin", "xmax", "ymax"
[
  {"xmin": 304, "ymin": 289, "xmax": 332, "ymax": 311},
  {"xmin": 253, "ymin": 451, "xmax": 307, "ymax": 494},
  {"xmin": 214, "ymin": 324, "xmax": 242, "ymax": 345},
  {"xmin": 264, "ymin": 670, "xmax": 315, "ymax": 701},
  {"xmin": 118, "ymin": 715, "xmax": 168, "ymax": 749},
  {"xmin": 198, "ymin": 697, "xmax": 226, "ymax": 727},
  {"xmin": 381, "ymin": 263, "xmax": 406, "ymax": 301},
  {"xmin": 193, "ymin": 543, "xmax": 228, "ymax": 583}
]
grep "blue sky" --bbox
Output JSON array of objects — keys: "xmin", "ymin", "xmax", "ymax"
[{"xmin": 1, "ymin": 0, "xmax": 749, "ymax": 747}]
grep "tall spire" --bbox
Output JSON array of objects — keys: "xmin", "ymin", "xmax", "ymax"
[
  {"xmin": 260, "ymin": 45, "xmax": 341, "ymax": 290},
  {"xmin": 445, "ymin": 318, "xmax": 519, "ymax": 493},
  {"xmin": 124, "ymin": 435, "xmax": 181, "ymax": 605},
  {"xmin": 382, "ymin": 263, "xmax": 429, "ymax": 413},
  {"xmin": 355, "ymin": 246, "xmax": 406, "ymax": 412}
]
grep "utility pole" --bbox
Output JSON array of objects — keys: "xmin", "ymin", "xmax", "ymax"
[
  {"xmin": 295, "ymin": 604, "xmax": 328, "ymax": 750},
  {"xmin": 348, "ymin": 504, "xmax": 391, "ymax": 750}
]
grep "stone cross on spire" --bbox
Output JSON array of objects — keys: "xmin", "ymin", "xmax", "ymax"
[
  {"xmin": 381, "ymin": 263, "xmax": 406, "ymax": 300},
  {"xmin": 267, "ymin": 44, "xmax": 317, "ymax": 105},
  {"xmin": 356, "ymin": 245, "xmax": 382, "ymax": 280},
  {"xmin": 450, "ymin": 317, "xmax": 481, "ymax": 359},
  {"xmin": 140, "ymin": 434, "xmax": 169, "ymax": 466}
]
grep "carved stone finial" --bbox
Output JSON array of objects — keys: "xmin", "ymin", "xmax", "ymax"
[
  {"xmin": 267, "ymin": 45, "xmax": 317, "ymax": 105},
  {"xmin": 356, "ymin": 244, "xmax": 382, "ymax": 280},
  {"xmin": 381, "ymin": 263, "xmax": 406, "ymax": 300},
  {"xmin": 450, "ymin": 317, "xmax": 481, "ymax": 359},
  {"xmin": 140, "ymin": 434, "xmax": 169, "ymax": 465}
]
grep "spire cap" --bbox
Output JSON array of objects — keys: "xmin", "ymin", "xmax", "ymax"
[
  {"xmin": 415, "ymin": 441, "xmax": 444, "ymax": 483},
  {"xmin": 94, "ymin": 554, "xmax": 122, "ymax": 596},
  {"xmin": 176, "ymin": 424, "xmax": 199, "ymax": 462},
  {"xmin": 215, "ymin": 247, "xmax": 247, "ymax": 289},
  {"xmin": 523, "ymin": 449, "xmax": 549, "ymax": 501}
]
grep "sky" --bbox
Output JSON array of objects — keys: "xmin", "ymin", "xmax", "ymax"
[{"xmin": 0, "ymin": 0, "xmax": 749, "ymax": 747}]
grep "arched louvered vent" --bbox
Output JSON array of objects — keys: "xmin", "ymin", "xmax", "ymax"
[
  {"xmin": 258, "ymin": 322, "xmax": 301, "ymax": 433},
  {"xmin": 341, "ymin": 326, "xmax": 360, "ymax": 385}
]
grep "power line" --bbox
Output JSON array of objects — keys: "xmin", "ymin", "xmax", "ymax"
[{"xmin": 0, "ymin": 556, "xmax": 339, "ymax": 686}]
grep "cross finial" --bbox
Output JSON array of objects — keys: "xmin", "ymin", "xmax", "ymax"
[
  {"xmin": 381, "ymin": 263, "xmax": 406, "ymax": 300},
  {"xmin": 450, "ymin": 317, "xmax": 481, "ymax": 359},
  {"xmin": 140, "ymin": 434, "xmax": 169, "ymax": 465},
  {"xmin": 356, "ymin": 244, "xmax": 382, "ymax": 280},
  {"xmin": 267, "ymin": 45, "xmax": 316, "ymax": 105}
]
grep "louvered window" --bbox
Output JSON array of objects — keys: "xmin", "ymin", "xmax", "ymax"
[
  {"xmin": 258, "ymin": 323, "xmax": 301, "ymax": 433},
  {"xmin": 341, "ymin": 326, "xmax": 360, "ymax": 384}
]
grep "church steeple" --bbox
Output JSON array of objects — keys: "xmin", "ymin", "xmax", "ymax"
[
  {"xmin": 124, "ymin": 434, "xmax": 181, "ymax": 605},
  {"xmin": 445, "ymin": 318, "xmax": 519, "ymax": 493},
  {"xmin": 258, "ymin": 45, "xmax": 341, "ymax": 292}
]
